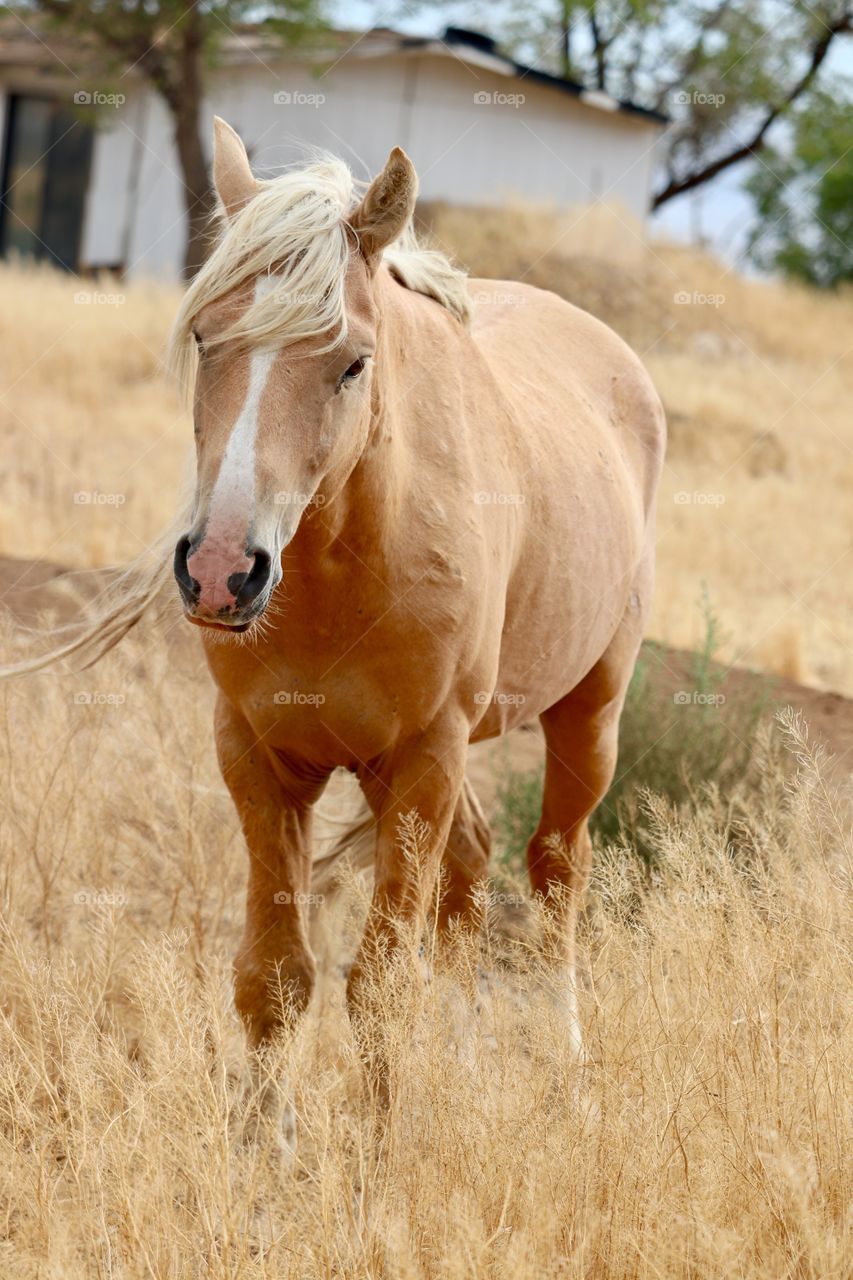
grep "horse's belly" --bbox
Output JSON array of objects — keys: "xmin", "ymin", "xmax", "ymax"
[
  {"xmin": 471, "ymin": 469, "xmax": 646, "ymax": 739},
  {"xmin": 469, "ymin": 610, "xmax": 621, "ymax": 742}
]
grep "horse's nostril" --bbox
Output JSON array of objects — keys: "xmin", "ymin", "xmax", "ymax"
[
  {"xmin": 173, "ymin": 535, "xmax": 200, "ymax": 606},
  {"xmin": 175, "ymin": 537, "xmax": 273, "ymax": 617},
  {"xmin": 250, "ymin": 548, "xmax": 272, "ymax": 581},
  {"xmin": 235, "ymin": 548, "xmax": 273, "ymax": 609}
]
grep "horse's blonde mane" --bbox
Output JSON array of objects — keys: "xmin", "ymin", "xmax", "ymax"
[{"xmin": 168, "ymin": 152, "xmax": 470, "ymax": 391}]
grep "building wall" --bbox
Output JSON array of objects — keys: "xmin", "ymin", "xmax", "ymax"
[{"xmin": 2, "ymin": 50, "xmax": 662, "ymax": 279}]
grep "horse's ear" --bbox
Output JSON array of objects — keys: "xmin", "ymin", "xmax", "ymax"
[
  {"xmin": 212, "ymin": 117, "xmax": 259, "ymax": 219},
  {"xmin": 350, "ymin": 147, "xmax": 418, "ymax": 266}
]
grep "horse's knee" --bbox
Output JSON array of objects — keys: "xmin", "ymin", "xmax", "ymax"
[{"xmin": 234, "ymin": 948, "xmax": 316, "ymax": 1047}]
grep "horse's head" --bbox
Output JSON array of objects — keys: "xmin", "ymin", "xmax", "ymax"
[{"xmin": 172, "ymin": 118, "xmax": 417, "ymax": 632}]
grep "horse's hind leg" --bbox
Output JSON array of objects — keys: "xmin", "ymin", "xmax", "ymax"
[
  {"xmin": 439, "ymin": 776, "xmax": 491, "ymax": 932},
  {"xmin": 527, "ymin": 612, "xmax": 644, "ymax": 1054}
]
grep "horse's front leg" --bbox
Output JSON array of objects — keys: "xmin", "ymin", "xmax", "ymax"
[
  {"xmin": 215, "ymin": 697, "xmax": 328, "ymax": 1049},
  {"xmin": 346, "ymin": 722, "xmax": 468, "ymax": 1094}
]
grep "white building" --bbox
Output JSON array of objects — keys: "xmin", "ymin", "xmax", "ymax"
[{"xmin": 0, "ymin": 24, "xmax": 667, "ymax": 279}]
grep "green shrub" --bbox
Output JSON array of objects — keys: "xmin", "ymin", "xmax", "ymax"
[{"xmin": 493, "ymin": 597, "xmax": 774, "ymax": 868}]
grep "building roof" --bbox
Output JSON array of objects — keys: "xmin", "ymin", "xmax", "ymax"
[
  {"xmin": 403, "ymin": 28, "xmax": 668, "ymax": 125},
  {"xmin": 0, "ymin": 17, "xmax": 667, "ymax": 125}
]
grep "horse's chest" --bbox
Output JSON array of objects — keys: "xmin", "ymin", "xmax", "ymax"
[{"xmin": 205, "ymin": 615, "xmax": 451, "ymax": 765}]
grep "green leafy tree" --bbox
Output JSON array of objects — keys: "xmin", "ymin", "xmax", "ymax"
[
  {"xmin": 746, "ymin": 88, "xmax": 853, "ymax": 286},
  {"xmin": 19, "ymin": 0, "xmax": 326, "ymax": 277}
]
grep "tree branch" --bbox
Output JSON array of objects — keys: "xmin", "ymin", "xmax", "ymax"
[
  {"xmin": 652, "ymin": 8, "xmax": 852, "ymax": 208},
  {"xmin": 650, "ymin": 0, "xmax": 733, "ymax": 114},
  {"xmin": 587, "ymin": 4, "xmax": 612, "ymax": 91},
  {"xmin": 36, "ymin": 0, "xmax": 178, "ymax": 101}
]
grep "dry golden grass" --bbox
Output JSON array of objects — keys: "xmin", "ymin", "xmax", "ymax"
[
  {"xmin": 0, "ymin": 621, "xmax": 849, "ymax": 1278},
  {"xmin": 0, "ymin": 216, "xmax": 851, "ymax": 1276},
  {"xmin": 0, "ymin": 262, "xmax": 187, "ymax": 572}
]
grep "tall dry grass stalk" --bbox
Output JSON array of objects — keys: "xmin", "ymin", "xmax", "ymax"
[{"xmin": 0, "ymin": 615, "xmax": 849, "ymax": 1277}]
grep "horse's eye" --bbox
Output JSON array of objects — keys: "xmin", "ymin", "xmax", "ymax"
[
  {"xmin": 339, "ymin": 357, "xmax": 367, "ymax": 388},
  {"xmin": 193, "ymin": 330, "xmax": 206, "ymax": 356}
]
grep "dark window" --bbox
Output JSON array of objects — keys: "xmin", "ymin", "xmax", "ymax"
[{"xmin": 0, "ymin": 95, "xmax": 93, "ymax": 272}]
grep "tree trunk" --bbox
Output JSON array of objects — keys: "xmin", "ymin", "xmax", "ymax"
[
  {"xmin": 174, "ymin": 101, "xmax": 215, "ymax": 280},
  {"xmin": 559, "ymin": 0, "xmax": 572, "ymax": 77},
  {"xmin": 172, "ymin": 4, "xmax": 214, "ymax": 280}
]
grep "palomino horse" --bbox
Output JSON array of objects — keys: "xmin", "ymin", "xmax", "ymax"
[{"xmin": 13, "ymin": 119, "xmax": 665, "ymax": 1080}]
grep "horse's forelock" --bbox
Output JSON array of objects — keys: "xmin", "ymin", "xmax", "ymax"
[{"xmin": 167, "ymin": 151, "xmax": 470, "ymax": 397}]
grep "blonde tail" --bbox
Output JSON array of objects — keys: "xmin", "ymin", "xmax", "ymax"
[{"xmin": 0, "ymin": 502, "xmax": 192, "ymax": 677}]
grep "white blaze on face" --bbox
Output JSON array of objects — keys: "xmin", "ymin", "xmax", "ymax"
[
  {"xmin": 187, "ymin": 277, "xmax": 279, "ymax": 614},
  {"xmin": 206, "ymin": 345, "xmax": 276, "ymax": 541}
]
